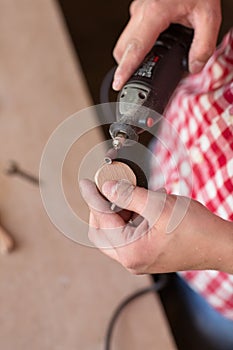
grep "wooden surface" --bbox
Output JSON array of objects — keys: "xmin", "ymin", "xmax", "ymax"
[{"xmin": 0, "ymin": 1, "xmax": 176, "ymax": 349}]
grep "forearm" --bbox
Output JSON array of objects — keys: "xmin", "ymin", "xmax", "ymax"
[
  {"xmin": 150, "ymin": 199, "xmax": 233, "ymax": 275},
  {"xmin": 211, "ymin": 216, "xmax": 233, "ymax": 274}
]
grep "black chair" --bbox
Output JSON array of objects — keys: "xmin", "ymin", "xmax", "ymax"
[{"xmin": 151, "ymin": 273, "xmax": 233, "ymax": 350}]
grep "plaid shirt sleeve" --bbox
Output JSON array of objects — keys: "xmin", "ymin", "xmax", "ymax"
[{"xmin": 150, "ymin": 28, "xmax": 233, "ymax": 320}]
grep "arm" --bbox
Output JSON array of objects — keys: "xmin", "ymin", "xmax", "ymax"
[
  {"xmin": 80, "ymin": 179, "xmax": 233, "ymax": 275},
  {"xmin": 112, "ymin": 0, "xmax": 222, "ymax": 90}
]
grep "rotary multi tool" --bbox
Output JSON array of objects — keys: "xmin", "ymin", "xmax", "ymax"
[{"xmin": 109, "ymin": 24, "xmax": 194, "ymax": 150}]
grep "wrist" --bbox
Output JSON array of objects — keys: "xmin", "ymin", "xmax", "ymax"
[
  {"xmin": 213, "ymin": 218, "xmax": 233, "ymax": 274},
  {"xmin": 181, "ymin": 201, "xmax": 233, "ymax": 273}
]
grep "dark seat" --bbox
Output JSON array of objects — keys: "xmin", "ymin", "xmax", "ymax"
[{"xmin": 151, "ymin": 273, "xmax": 233, "ymax": 350}]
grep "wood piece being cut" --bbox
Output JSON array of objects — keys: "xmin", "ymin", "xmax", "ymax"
[
  {"xmin": 94, "ymin": 160, "xmax": 137, "ymax": 194},
  {"xmin": 0, "ymin": 225, "xmax": 14, "ymax": 254}
]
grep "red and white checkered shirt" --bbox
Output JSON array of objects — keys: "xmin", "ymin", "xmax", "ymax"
[{"xmin": 150, "ymin": 29, "xmax": 233, "ymax": 320}]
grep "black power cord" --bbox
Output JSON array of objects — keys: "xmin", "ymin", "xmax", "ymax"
[{"xmin": 104, "ymin": 274, "xmax": 168, "ymax": 350}]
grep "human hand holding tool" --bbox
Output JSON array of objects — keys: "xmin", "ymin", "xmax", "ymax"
[
  {"xmin": 109, "ymin": 23, "xmax": 193, "ymax": 151},
  {"xmin": 112, "ymin": 0, "xmax": 222, "ymax": 91},
  {"xmin": 79, "ymin": 0, "xmax": 228, "ymax": 276}
]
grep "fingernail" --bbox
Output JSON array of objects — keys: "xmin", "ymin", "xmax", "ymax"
[
  {"xmin": 102, "ymin": 180, "xmax": 118, "ymax": 198},
  {"xmin": 190, "ymin": 60, "xmax": 205, "ymax": 74},
  {"xmin": 112, "ymin": 41, "xmax": 139, "ymax": 91},
  {"xmin": 112, "ymin": 76, "xmax": 122, "ymax": 91},
  {"xmin": 102, "ymin": 179, "xmax": 134, "ymax": 203}
]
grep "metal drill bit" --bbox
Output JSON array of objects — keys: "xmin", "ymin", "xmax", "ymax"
[
  {"xmin": 104, "ymin": 146, "xmax": 119, "ymax": 165},
  {"xmin": 112, "ymin": 135, "xmax": 125, "ymax": 150},
  {"xmin": 105, "ymin": 147, "xmax": 118, "ymax": 160},
  {"xmin": 5, "ymin": 161, "xmax": 39, "ymax": 186}
]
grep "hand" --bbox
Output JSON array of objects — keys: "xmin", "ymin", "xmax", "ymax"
[
  {"xmin": 80, "ymin": 179, "xmax": 233, "ymax": 275},
  {"xmin": 112, "ymin": 0, "xmax": 222, "ymax": 90}
]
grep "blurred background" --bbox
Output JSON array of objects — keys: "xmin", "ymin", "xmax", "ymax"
[
  {"xmin": 58, "ymin": 0, "xmax": 131, "ymax": 105},
  {"xmin": 0, "ymin": 1, "xmax": 232, "ymax": 349}
]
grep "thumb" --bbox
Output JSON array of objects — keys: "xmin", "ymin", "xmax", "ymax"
[
  {"xmin": 102, "ymin": 180, "xmax": 167, "ymax": 227},
  {"xmin": 102, "ymin": 180, "xmax": 146, "ymax": 212}
]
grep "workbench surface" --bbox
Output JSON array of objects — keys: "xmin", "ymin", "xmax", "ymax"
[{"xmin": 0, "ymin": 1, "xmax": 176, "ymax": 349}]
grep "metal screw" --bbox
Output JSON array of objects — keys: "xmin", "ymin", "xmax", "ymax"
[{"xmin": 5, "ymin": 161, "xmax": 39, "ymax": 186}]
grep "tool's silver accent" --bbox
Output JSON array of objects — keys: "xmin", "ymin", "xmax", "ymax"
[
  {"xmin": 109, "ymin": 123, "xmax": 138, "ymax": 147},
  {"xmin": 117, "ymin": 83, "xmax": 151, "ymax": 124},
  {"xmin": 112, "ymin": 132, "xmax": 127, "ymax": 150},
  {"xmin": 118, "ymin": 83, "xmax": 150, "ymax": 114}
]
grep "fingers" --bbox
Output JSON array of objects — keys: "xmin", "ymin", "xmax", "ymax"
[
  {"xmin": 80, "ymin": 178, "xmax": 128, "ymax": 232},
  {"xmin": 112, "ymin": 0, "xmax": 222, "ymax": 90},
  {"xmin": 80, "ymin": 179, "xmax": 151, "ymax": 249},
  {"xmin": 112, "ymin": 1, "xmax": 170, "ymax": 90},
  {"xmin": 88, "ymin": 218, "xmax": 144, "ymax": 249},
  {"xmin": 188, "ymin": 1, "xmax": 222, "ymax": 73},
  {"xmin": 102, "ymin": 180, "xmax": 167, "ymax": 227},
  {"xmin": 79, "ymin": 178, "xmax": 111, "ymax": 214},
  {"xmin": 112, "ymin": 38, "xmax": 146, "ymax": 91},
  {"xmin": 79, "ymin": 179, "xmax": 133, "ymax": 222}
]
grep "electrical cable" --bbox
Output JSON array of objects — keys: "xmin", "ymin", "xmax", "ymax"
[
  {"xmin": 100, "ymin": 65, "xmax": 116, "ymax": 105},
  {"xmin": 99, "ymin": 66, "xmax": 116, "ymax": 123},
  {"xmin": 104, "ymin": 274, "xmax": 168, "ymax": 350}
]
